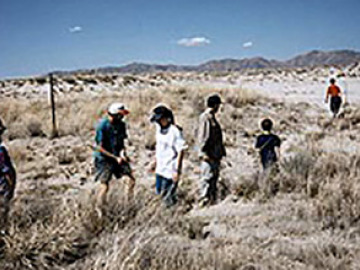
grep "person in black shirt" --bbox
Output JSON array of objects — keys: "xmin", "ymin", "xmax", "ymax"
[
  {"xmin": 255, "ymin": 118, "xmax": 281, "ymax": 170},
  {"xmin": 198, "ymin": 95, "xmax": 226, "ymax": 206}
]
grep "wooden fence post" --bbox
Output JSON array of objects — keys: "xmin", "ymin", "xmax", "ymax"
[{"xmin": 49, "ymin": 73, "xmax": 58, "ymax": 138}]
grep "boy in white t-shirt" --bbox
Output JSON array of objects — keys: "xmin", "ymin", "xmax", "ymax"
[{"xmin": 150, "ymin": 105, "xmax": 186, "ymax": 206}]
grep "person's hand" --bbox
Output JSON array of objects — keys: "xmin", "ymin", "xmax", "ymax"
[
  {"xmin": 117, "ymin": 157, "xmax": 123, "ymax": 165},
  {"xmin": 148, "ymin": 161, "xmax": 156, "ymax": 173},
  {"xmin": 200, "ymin": 155, "xmax": 211, "ymax": 162},
  {"xmin": 173, "ymin": 172, "xmax": 181, "ymax": 183},
  {"xmin": 324, "ymin": 98, "xmax": 328, "ymax": 104},
  {"xmin": 5, "ymin": 174, "xmax": 13, "ymax": 189}
]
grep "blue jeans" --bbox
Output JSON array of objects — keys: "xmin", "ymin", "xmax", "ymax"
[
  {"xmin": 156, "ymin": 174, "xmax": 173, "ymax": 195},
  {"xmin": 156, "ymin": 174, "xmax": 177, "ymax": 206}
]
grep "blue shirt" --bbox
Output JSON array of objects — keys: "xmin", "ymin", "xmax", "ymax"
[
  {"xmin": 255, "ymin": 133, "xmax": 281, "ymax": 168},
  {"xmin": 94, "ymin": 118, "xmax": 128, "ymax": 161}
]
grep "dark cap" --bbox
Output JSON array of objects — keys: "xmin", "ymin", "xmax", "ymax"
[
  {"xmin": 207, "ymin": 94, "xmax": 222, "ymax": 108},
  {"xmin": 0, "ymin": 118, "xmax": 7, "ymax": 135},
  {"xmin": 150, "ymin": 105, "xmax": 173, "ymax": 123}
]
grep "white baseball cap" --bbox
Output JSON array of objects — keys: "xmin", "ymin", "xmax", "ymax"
[{"xmin": 108, "ymin": 103, "xmax": 130, "ymax": 115}]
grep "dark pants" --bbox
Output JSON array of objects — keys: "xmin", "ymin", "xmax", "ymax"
[
  {"xmin": 261, "ymin": 158, "xmax": 277, "ymax": 171},
  {"xmin": 199, "ymin": 160, "xmax": 220, "ymax": 204},
  {"xmin": 94, "ymin": 158, "xmax": 132, "ymax": 184},
  {"xmin": 330, "ymin": 96, "xmax": 342, "ymax": 115}
]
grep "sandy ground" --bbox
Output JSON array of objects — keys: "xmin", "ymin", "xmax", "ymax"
[{"xmin": 242, "ymin": 78, "xmax": 360, "ymax": 107}]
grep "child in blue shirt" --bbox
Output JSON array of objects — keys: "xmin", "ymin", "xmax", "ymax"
[{"xmin": 255, "ymin": 118, "xmax": 281, "ymax": 170}]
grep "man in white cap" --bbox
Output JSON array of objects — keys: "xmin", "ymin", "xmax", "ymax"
[{"xmin": 94, "ymin": 103, "xmax": 135, "ymax": 205}]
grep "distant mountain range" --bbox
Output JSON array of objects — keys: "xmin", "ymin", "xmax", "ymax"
[{"xmin": 55, "ymin": 50, "xmax": 360, "ymax": 75}]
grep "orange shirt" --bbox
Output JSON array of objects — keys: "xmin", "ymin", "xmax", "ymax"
[{"xmin": 327, "ymin": 85, "xmax": 341, "ymax": 97}]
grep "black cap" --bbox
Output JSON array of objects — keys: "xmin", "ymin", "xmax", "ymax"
[
  {"xmin": 207, "ymin": 94, "xmax": 222, "ymax": 108},
  {"xmin": 0, "ymin": 118, "xmax": 6, "ymax": 135},
  {"xmin": 150, "ymin": 105, "xmax": 174, "ymax": 123}
]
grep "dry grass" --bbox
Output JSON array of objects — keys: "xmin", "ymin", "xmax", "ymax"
[
  {"xmin": 1, "ymin": 79, "xmax": 360, "ymax": 269},
  {"xmin": 2, "ymin": 187, "xmax": 151, "ymax": 269},
  {"xmin": 0, "ymin": 85, "xmax": 260, "ymax": 140}
]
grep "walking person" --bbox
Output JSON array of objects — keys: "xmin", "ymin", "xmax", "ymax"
[
  {"xmin": 94, "ymin": 103, "xmax": 135, "ymax": 205},
  {"xmin": 325, "ymin": 78, "xmax": 342, "ymax": 118},
  {"xmin": 0, "ymin": 118, "xmax": 16, "ymax": 235},
  {"xmin": 255, "ymin": 118, "xmax": 281, "ymax": 196},
  {"xmin": 197, "ymin": 94, "xmax": 226, "ymax": 206},
  {"xmin": 255, "ymin": 118, "xmax": 281, "ymax": 171},
  {"xmin": 150, "ymin": 105, "xmax": 186, "ymax": 207}
]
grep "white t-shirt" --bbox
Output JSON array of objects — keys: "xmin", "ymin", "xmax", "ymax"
[{"xmin": 155, "ymin": 124, "xmax": 186, "ymax": 179}]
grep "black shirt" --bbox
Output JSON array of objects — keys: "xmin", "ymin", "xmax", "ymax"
[{"xmin": 255, "ymin": 133, "xmax": 281, "ymax": 168}]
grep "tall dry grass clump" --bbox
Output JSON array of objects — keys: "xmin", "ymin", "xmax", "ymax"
[
  {"xmin": 266, "ymin": 143, "xmax": 360, "ymax": 229},
  {"xmin": 1, "ymin": 184, "xmax": 242, "ymax": 270},
  {"xmin": 1, "ymin": 186, "xmax": 153, "ymax": 270},
  {"xmin": 314, "ymin": 153, "xmax": 360, "ymax": 229}
]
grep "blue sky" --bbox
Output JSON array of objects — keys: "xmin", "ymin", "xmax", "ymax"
[{"xmin": 0, "ymin": 0, "xmax": 359, "ymax": 78}]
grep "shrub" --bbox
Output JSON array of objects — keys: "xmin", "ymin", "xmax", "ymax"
[
  {"xmin": 280, "ymin": 150, "xmax": 315, "ymax": 193},
  {"xmin": 26, "ymin": 118, "xmax": 45, "ymax": 137}
]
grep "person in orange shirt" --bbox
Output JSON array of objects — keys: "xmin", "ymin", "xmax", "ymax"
[{"xmin": 325, "ymin": 78, "xmax": 342, "ymax": 118}]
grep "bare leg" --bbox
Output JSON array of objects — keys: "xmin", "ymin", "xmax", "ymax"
[
  {"xmin": 127, "ymin": 174, "xmax": 136, "ymax": 201},
  {"xmin": 97, "ymin": 183, "xmax": 109, "ymax": 206}
]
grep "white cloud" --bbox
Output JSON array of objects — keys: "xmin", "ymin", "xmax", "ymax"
[
  {"xmin": 177, "ymin": 37, "xmax": 210, "ymax": 47},
  {"xmin": 69, "ymin": 26, "xmax": 83, "ymax": 33},
  {"xmin": 243, "ymin": 41, "xmax": 253, "ymax": 48}
]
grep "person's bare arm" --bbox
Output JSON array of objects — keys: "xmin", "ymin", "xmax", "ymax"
[
  {"xmin": 120, "ymin": 145, "xmax": 131, "ymax": 162},
  {"xmin": 173, "ymin": 150, "xmax": 184, "ymax": 183},
  {"xmin": 325, "ymin": 87, "xmax": 330, "ymax": 103},
  {"xmin": 149, "ymin": 159, "xmax": 156, "ymax": 173},
  {"xmin": 5, "ymin": 174, "xmax": 13, "ymax": 189},
  {"xmin": 91, "ymin": 144, "xmax": 123, "ymax": 164},
  {"xmin": 338, "ymin": 86, "xmax": 342, "ymax": 97},
  {"xmin": 275, "ymin": 147, "xmax": 281, "ymax": 162}
]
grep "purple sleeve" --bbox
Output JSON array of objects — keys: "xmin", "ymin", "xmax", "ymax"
[{"xmin": 0, "ymin": 147, "xmax": 11, "ymax": 174}]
